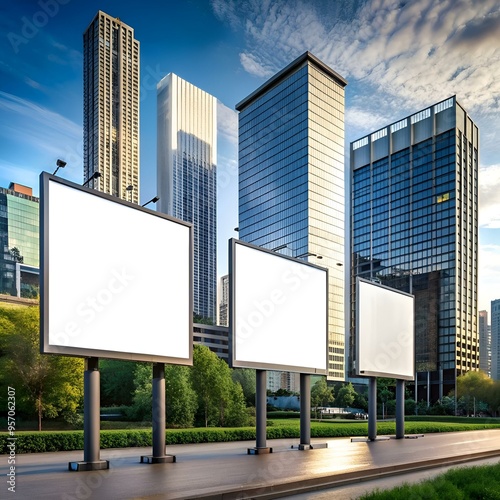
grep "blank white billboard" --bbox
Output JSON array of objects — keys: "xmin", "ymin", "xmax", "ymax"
[
  {"xmin": 40, "ymin": 173, "xmax": 193, "ymax": 364},
  {"xmin": 356, "ymin": 278, "xmax": 414, "ymax": 380},
  {"xmin": 229, "ymin": 239, "xmax": 328, "ymax": 374}
]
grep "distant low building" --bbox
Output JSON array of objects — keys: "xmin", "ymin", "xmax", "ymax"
[
  {"xmin": 193, "ymin": 323, "xmax": 228, "ymax": 361},
  {"xmin": 0, "ymin": 182, "xmax": 39, "ymax": 298}
]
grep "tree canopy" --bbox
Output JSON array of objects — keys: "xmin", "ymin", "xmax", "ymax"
[{"xmin": 0, "ymin": 304, "xmax": 84, "ymax": 430}]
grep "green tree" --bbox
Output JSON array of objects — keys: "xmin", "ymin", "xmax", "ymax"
[
  {"xmin": 232, "ymin": 368, "xmax": 256, "ymax": 406},
  {"xmin": 457, "ymin": 371, "xmax": 491, "ymax": 416},
  {"xmin": 191, "ymin": 345, "xmax": 250, "ymax": 427},
  {"xmin": 130, "ymin": 364, "xmax": 152, "ymax": 421},
  {"xmin": 193, "ymin": 313, "xmax": 214, "ymax": 325},
  {"xmin": 9, "ymin": 247, "xmax": 24, "ymax": 263},
  {"xmin": 353, "ymin": 391, "xmax": 368, "ymax": 412},
  {"xmin": 377, "ymin": 379, "xmax": 395, "ymax": 419},
  {"xmin": 225, "ymin": 382, "xmax": 249, "ymax": 427},
  {"xmin": 191, "ymin": 345, "xmax": 222, "ymax": 427},
  {"xmin": 165, "ymin": 364, "xmax": 197, "ymax": 427},
  {"xmin": 0, "ymin": 304, "xmax": 83, "ymax": 430},
  {"xmin": 335, "ymin": 382, "xmax": 356, "ymax": 409},
  {"xmin": 310, "ymin": 377, "xmax": 334, "ymax": 418},
  {"xmin": 130, "ymin": 363, "xmax": 198, "ymax": 427},
  {"xmin": 100, "ymin": 359, "xmax": 138, "ymax": 407}
]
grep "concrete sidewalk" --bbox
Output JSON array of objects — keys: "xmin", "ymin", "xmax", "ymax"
[{"xmin": 3, "ymin": 429, "xmax": 500, "ymax": 499}]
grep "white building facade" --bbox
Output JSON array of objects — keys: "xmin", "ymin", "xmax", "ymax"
[{"xmin": 157, "ymin": 74, "xmax": 217, "ymax": 321}]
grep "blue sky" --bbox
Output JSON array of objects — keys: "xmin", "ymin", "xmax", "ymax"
[{"xmin": 1, "ymin": 0, "xmax": 499, "ymax": 314}]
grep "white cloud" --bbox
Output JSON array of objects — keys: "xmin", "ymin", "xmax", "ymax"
[
  {"xmin": 213, "ymin": 0, "xmax": 500, "ymax": 116},
  {"xmin": 0, "ymin": 91, "xmax": 83, "ymax": 184},
  {"xmin": 217, "ymin": 100, "xmax": 238, "ymax": 145},
  {"xmin": 479, "ymin": 164, "xmax": 500, "ymax": 228},
  {"xmin": 239, "ymin": 52, "xmax": 274, "ymax": 78},
  {"xmin": 478, "ymin": 242, "xmax": 500, "ymax": 311}
]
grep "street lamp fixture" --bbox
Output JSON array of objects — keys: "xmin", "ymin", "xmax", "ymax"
[
  {"xmin": 126, "ymin": 185, "xmax": 133, "ymax": 202},
  {"xmin": 82, "ymin": 171, "xmax": 101, "ymax": 187},
  {"xmin": 142, "ymin": 196, "xmax": 160, "ymax": 208},
  {"xmin": 53, "ymin": 159, "xmax": 67, "ymax": 176},
  {"xmin": 296, "ymin": 252, "xmax": 322, "ymax": 260}
]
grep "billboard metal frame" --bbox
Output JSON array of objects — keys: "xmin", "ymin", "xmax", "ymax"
[
  {"xmin": 355, "ymin": 277, "xmax": 415, "ymax": 381},
  {"xmin": 40, "ymin": 172, "xmax": 193, "ymax": 364},
  {"xmin": 228, "ymin": 238, "xmax": 328, "ymax": 375}
]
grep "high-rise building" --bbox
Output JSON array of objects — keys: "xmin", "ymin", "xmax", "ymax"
[
  {"xmin": 157, "ymin": 73, "xmax": 217, "ymax": 321},
  {"xmin": 236, "ymin": 52, "xmax": 347, "ymax": 380},
  {"xmin": 218, "ymin": 274, "xmax": 229, "ymax": 327},
  {"xmin": 491, "ymin": 300, "xmax": 500, "ymax": 381},
  {"xmin": 83, "ymin": 11, "xmax": 140, "ymax": 202},
  {"xmin": 0, "ymin": 183, "xmax": 39, "ymax": 298},
  {"xmin": 350, "ymin": 96, "xmax": 479, "ymax": 401},
  {"xmin": 479, "ymin": 310, "xmax": 491, "ymax": 376}
]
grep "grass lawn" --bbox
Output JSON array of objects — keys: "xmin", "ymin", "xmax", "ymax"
[{"xmin": 359, "ymin": 462, "xmax": 500, "ymax": 499}]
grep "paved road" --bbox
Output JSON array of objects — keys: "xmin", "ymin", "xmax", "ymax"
[{"xmin": 2, "ymin": 430, "xmax": 500, "ymax": 499}]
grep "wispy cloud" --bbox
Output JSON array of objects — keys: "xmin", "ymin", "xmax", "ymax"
[
  {"xmin": 217, "ymin": 100, "xmax": 238, "ymax": 145},
  {"xmin": 0, "ymin": 91, "xmax": 83, "ymax": 185},
  {"xmin": 478, "ymin": 242, "xmax": 500, "ymax": 309},
  {"xmin": 479, "ymin": 164, "xmax": 500, "ymax": 229},
  {"xmin": 212, "ymin": 0, "xmax": 500, "ymax": 115}
]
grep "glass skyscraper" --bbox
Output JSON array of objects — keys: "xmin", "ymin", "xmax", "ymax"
[
  {"xmin": 0, "ymin": 183, "xmax": 39, "ymax": 298},
  {"xmin": 157, "ymin": 73, "xmax": 217, "ymax": 322},
  {"xmin": 83, "ymin": 11, "xmax": 140, "ymax": 202},
  {"xmin": 478, "ymin": 310, "xmax": 490, "ymax": 377},
  {"xmin": 491, "ymin": 300, "xmax": 500, "ymax": 381},
  {"xmin": 350, "ymin": 96, "xmax": 479, "ymax": 401},
  {"xmin": 236, "ymin": 52, "xmax": 347, "ymax": 381}
]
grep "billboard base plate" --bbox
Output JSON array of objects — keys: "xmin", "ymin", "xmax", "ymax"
[
  {"xmin": 69, "ymin": 460, "xmax": 109, "ymax": 471},
  {"xmin": 140, "ymin": 455, "xmax": 176, "ymax": 464},
  {"xmin": 247, "ymin": 447, "xmax": 273, "ymax": 455},
  {"xmin": 298, "ymin": 442, "xmax": 328, "ymax": 450}
]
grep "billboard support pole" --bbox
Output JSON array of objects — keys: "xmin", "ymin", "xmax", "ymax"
[
  {"xmin": 368, "ymin": 377, "xmax": 377, "ymax": 441},
  {"xmin": 248, "ymin": 369, "xmax": 272, "ymax": 454},
  {"xmin": 298, "ymin": 373, "xmax": 327, "ymax": 450},
  {"xmin": 69, "ymin": 357, "xmax": 109, "ymax": 471},
  {"xmin": 395, "ymin": 379, "xmax": 405, "ymax": 438},
  {"xmin": 141, "ymin": 362, "xmax": 175, "ymax": 463},
  {"xmin": 299, "ymin": 373, "xmax": 311, "ymax": 449}
]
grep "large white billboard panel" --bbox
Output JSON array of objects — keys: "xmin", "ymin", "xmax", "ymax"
[
  {"xmin": 356, "ymin": 278, "xmax": 414, "ymax": 380},
  {"xmin": 229, "ymin": 239, "xmax": 328, "ymax": 374},
  {"xmin": 41, "ymin": 174, "xmax": 192, "ymax": 363}
]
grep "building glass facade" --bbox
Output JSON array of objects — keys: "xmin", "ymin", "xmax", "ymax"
[
  {"xmin": 236, "ymin": 52, "xmax": 347, "ymax": 380},
  {"xmin": 491, "ymin": 300, "xmax": 500, "ymax": 381},
  {"xmin": 218, "ymin": 274, "xmax": 229, "ymax": 327},
  {"xmin": 478, "ymin": 310, "xmax": 491, "ymax": 377},
  {"xmin": 0, "ymin": 184, "xmax": 39, "ymax": 297},
  {"xmin": 350, "ymin": 96, "xmax": 479, "ymax": 401},
  {"xmin": 157, "ymin": 74, "xmax": 217, "ymax": 321},
  {"xmin": 83, "ymin": 11, "xmax": 140, "ymax": 202}
]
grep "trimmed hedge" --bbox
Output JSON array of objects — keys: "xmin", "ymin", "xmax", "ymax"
[
  {"xmin": 267, "ymin": 411, "xmax": 301, "ymax": 419},
  {"xmin": 3, "ymin": 418, "xmax": 500, "ymax": 454}
]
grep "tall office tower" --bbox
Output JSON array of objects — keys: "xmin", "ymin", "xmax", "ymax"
[
  {"xmin": 157, "ymin": 74, "xmax": 217, "ymax": 321},
  {"xmin": 479, "ymin": 310, "xmax": 491, "ymax": 376},
  {"xmin": 236, "ymin": 52, "xmax": 347, "ymax": 380},
  {"xmin": 350, "ymin": 96, "xmax": 479, "ymax": 401},
  {"xmin": 0, "ymin": 183, "xmax": 39, "ymax": 298},
  {"xmin": 83, "ymin": 11, "xmax": 140, "ymax": 202},
  {"xmin": 218, "ymin": 275, "xmax": 229, "ymax": 327},
  {"xmin": 491, "ymin": 300, "xmax": 500, "ymax": 381}
]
